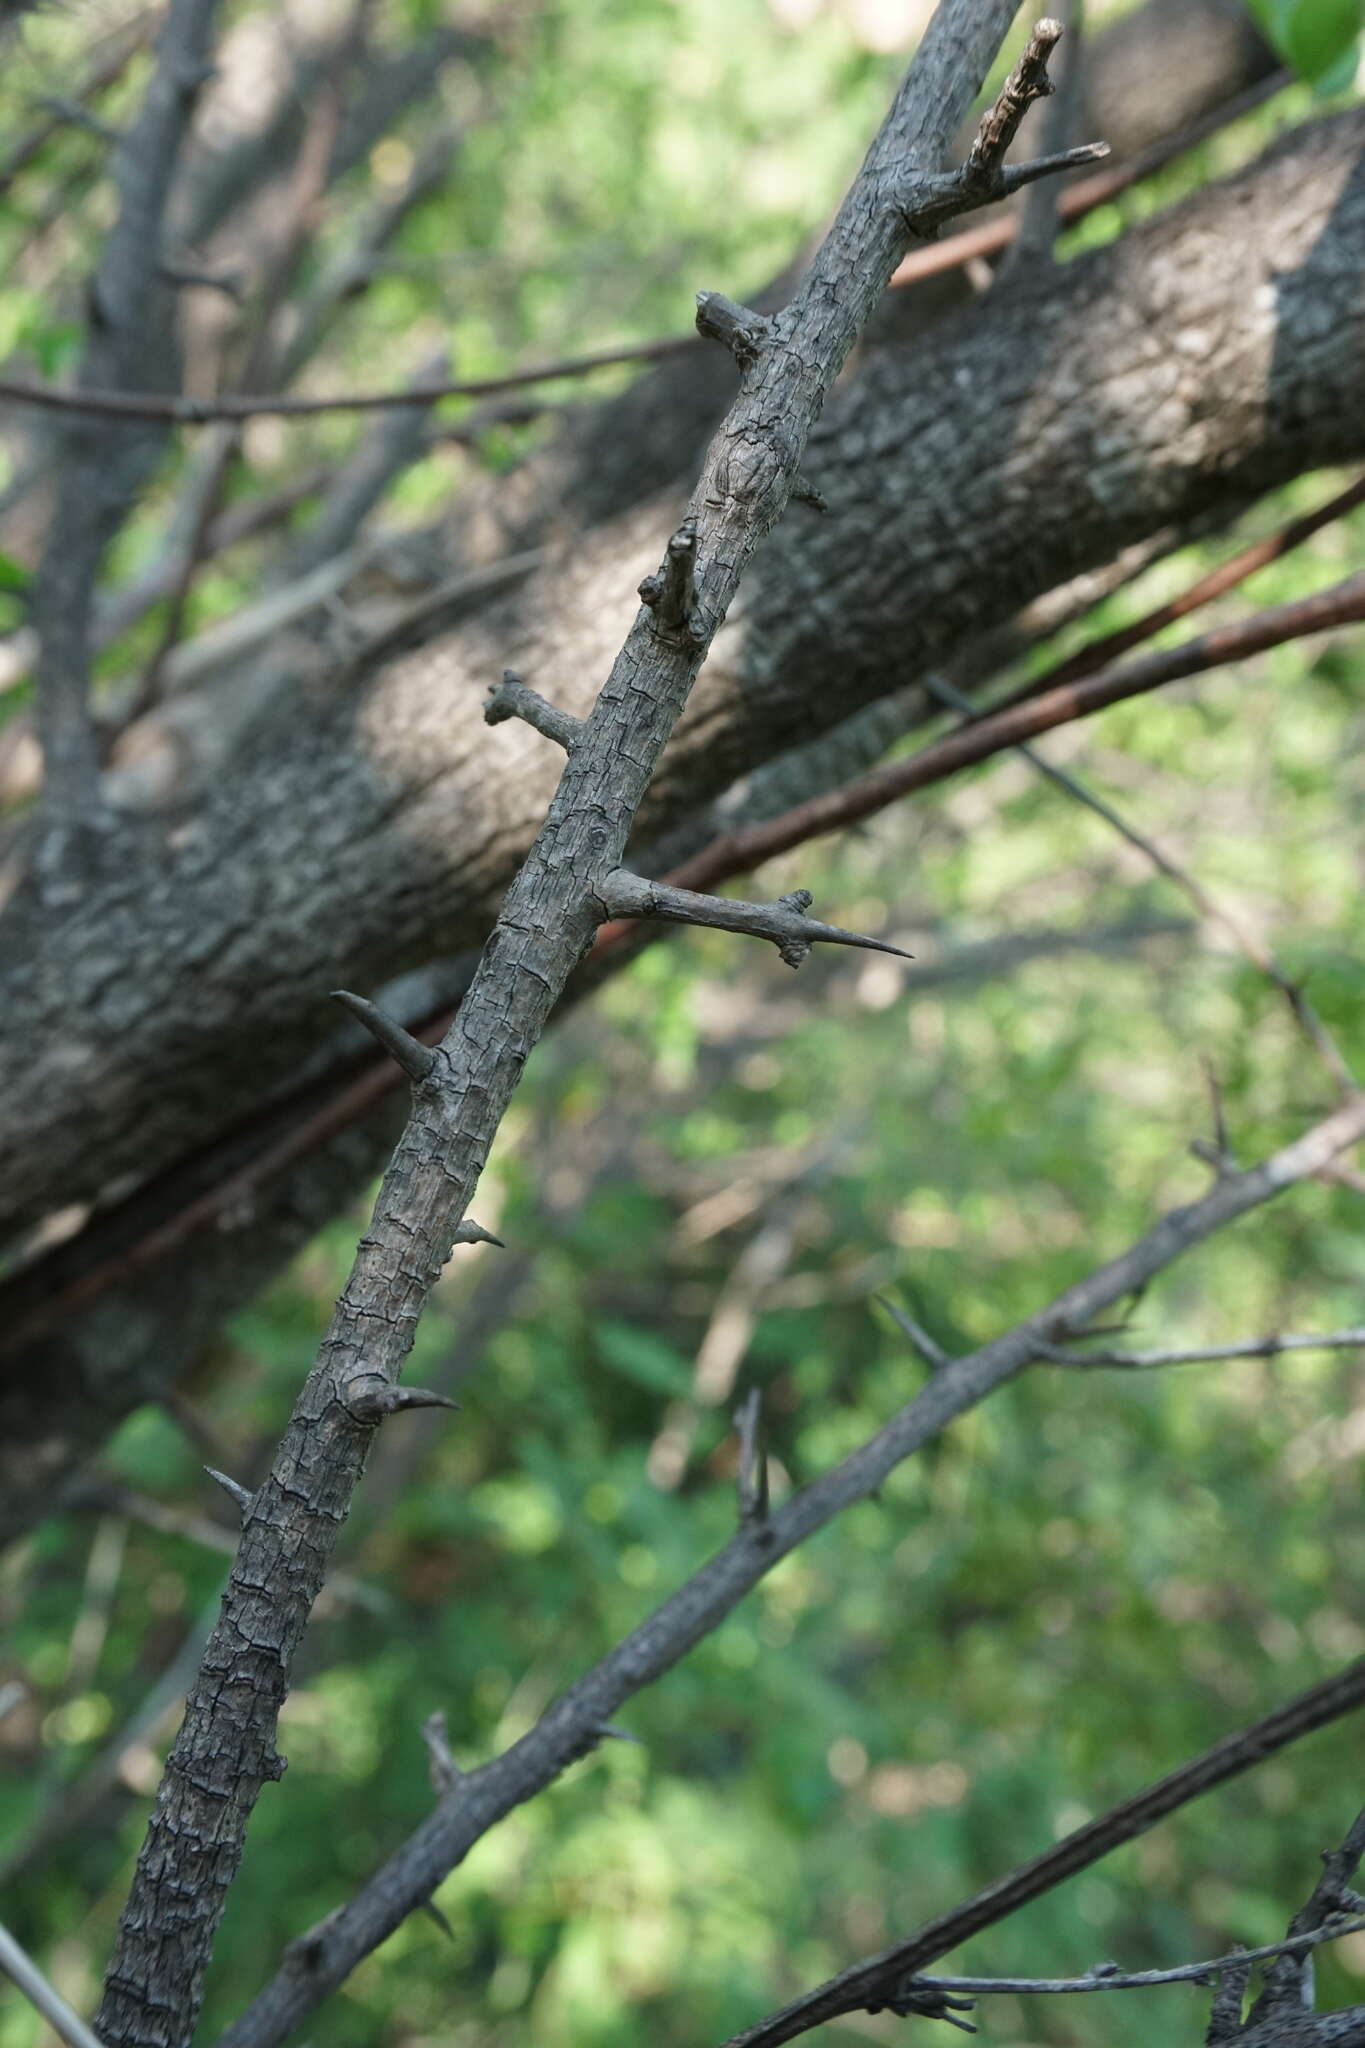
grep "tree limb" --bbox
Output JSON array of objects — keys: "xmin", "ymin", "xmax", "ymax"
[{"xmin": 93, "ymin": 10, "xmax": 1077, "ymax": 2041}]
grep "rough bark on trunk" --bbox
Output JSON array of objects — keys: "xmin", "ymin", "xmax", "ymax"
[{"xmin": 3, "ymin": 111, "xmax": 1362, "ymax": 1238}]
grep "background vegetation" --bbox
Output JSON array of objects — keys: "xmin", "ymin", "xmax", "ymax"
[{"xmin": 2, "ymin": 1, "xmax": 1364, "ymax": 2043}]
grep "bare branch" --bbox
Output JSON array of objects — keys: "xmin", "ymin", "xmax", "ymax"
[
  {"xmin": 215, "ymin": 1093, "xmax": 1365, "ymax": 2048},
  {"xmin": 1247, "ymin": 1809, "xmax": 1365, "ymax": 2025},
  {"xmin": 1039, "ymin": 1326, "xmax": 1365, "ymax": 1370},
  {"xmin": 673, "ymin": 571, "xmax": 1365, "ymax": 898},
  {"xmin": 898, "ymin": 1913, "xmax": 1365, "ymax": 2000},
  {"xmin": 97, "ymin": 11, "xmax": 1058, "ymax": 2040},
  {"xmin": 0, "ymin": 1918, "xmax": 106, "ymax": 2048},
  {"xmin": 722, "ymin": 1664, "xmax": 1365, "ymax": 2047},
  {"xmin": 917, "ymin": 669, "xmax": 1357, "ymax": 1094},
  {"xmin": 27, "ymin": 0, "xmax": 225, "ymax": 860}
]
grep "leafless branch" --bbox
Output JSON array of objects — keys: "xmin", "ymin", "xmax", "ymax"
[
  {"xmin": 917, "ymin": 669, "xmax": 1357, "ymax": 1094},
  {"xmin": 214, "ymin": 1091, "xmax": 1365, "ymax": 2048},
  {"xmin": 27, "ymin": 0, "xmax": 224, "ymax": 861},
  {"xmin": 96, "ymin": 12, "xmax": 1089, "ymax": 2042},
  {"xmin": 0, "ymin": 1918, "xmax": 106, "ymax": 2048},
  {"xmin": 1041, "ymin": 1326, "xmax": 1365, "ymax": 1369},
  {"xmin": 720, "ymin": 1664, "xmax": 1365, "ymax": 2047},
  {"xmin": 900, "ymin": 1914, "xmax": 1365, "ymax": 2000},
  {"xmin": 5, "ymin": 60, "xmax": 1302, "ymax": 433}
]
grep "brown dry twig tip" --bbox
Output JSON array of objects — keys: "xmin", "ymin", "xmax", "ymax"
[{"xmin": 968, "ymin": 17, "xmax": 1064, "ymax": 171}]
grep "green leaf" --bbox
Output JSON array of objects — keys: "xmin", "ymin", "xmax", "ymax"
[
  {"xmin": 1247, "ymin": 0, "xmax": 1362, "ymax": 79},
  {"xmin": 0, "ymin": 551, "xmax": 28, "ymax": 591},
  {"xmin": 1288, "ymin": 0, "xmax": 1362, "ymax": 80}
]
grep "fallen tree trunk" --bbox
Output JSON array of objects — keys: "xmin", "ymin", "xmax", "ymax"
[{"xmin": 3, "ymin": 107, "xmax": 1364, "ymax": 1537}]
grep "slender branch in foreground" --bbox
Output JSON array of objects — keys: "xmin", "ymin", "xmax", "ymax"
[
  {"xmin": 0, "ymin": 1917, "xmax": 106, "ymax": 2048},
  {"xmin": 6, "ymin": 60, "xmax": 1300, "ymax": 428},
  {"xmin": 720, "ymin": 1659, "xmax": 1365, "ymax": 2048},
  {"xmin": 905, "ymin": 1912, "xmax": 1365, "ymax": 2001},
  {"xmin": 213, "ymin": 1092, "xmax": 1365, "ymax": 2048},
  {"xmin": 1041, "ymin": 1325, "xmax": 1365, "ymax": 1369},
  {"xmin": 98, "ymin": 13, "xmax": 1084, "ymax": 2044},
  {"xmin": 665, "ymin": 570, "xmax": 1365, "ymax": 898}
]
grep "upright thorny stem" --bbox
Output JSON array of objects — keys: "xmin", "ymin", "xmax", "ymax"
[{"xmin": 96, "ymin": 11, "xmax": 1104, "ymax": 2041}]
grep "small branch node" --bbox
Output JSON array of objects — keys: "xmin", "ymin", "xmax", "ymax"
[
  {"xmin": 331, "ymin": 990, "xmax": 436, "ymax": 1084},
  {"xmin": 790, "ymin": 473, "xmax": 828, "ymax": 513},
  {"xmin": 261, "ymin": 1750, "xmax": 287, "ymax": 1782},
  {"xmin": 342, "ymin": 1376, "xmax": 461, "ymax": 1423},
  {"xmin": 596, "ymin": 1721, "xmax": 643, "ymax": 1745},
  {"xmin": 878, "ymin": 1297, "xmax": 953, "ymax": 1371},
  {"xmin": 638, "ymin": 517, "xmax": 702, "ymax": 644},
  {"xmin": 452, "ymin": 1218, "xmax": 506, "ymax": 1249},
  {"xmin": 484, "ymin": 669, "xmax": 583, "ymax": 751},
  {"xmin": 695, "ymin": 291, "xmax": 771, "ymax": 367},
  {"xmin": 734, "ymin": 1386, "xmax": 770, "ymax": 1529},
  {"xmin": 875, "ymin": 1974, "xmax": 979, "ymax": 2031},
  {"xmin": 286, "ymin": 1906, "xmax": 344, "ymax": 1976},
  {"xmin": 422, "ymin": 1710, "xmax": 462, "ymax": 1793},
  {"xmin": 204, "ymin": 1466, "xmax": 254, "ymax": 1519}
]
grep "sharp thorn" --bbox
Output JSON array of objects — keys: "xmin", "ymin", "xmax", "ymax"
[{"xmin": 331, "ymin": 990, "xmax": 437, "ymax": 1083}]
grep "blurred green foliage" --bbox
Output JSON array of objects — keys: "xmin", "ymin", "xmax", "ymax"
[{"xmin": 2, "ymin": 2, "xmax": 1365, "ymax": 2046}]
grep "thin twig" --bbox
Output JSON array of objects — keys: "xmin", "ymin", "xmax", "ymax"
[
  {"xmin": 0, "ymin": 68, "xmax": 1289, "ymax": 433},
  {"xmin": 719, "ymin": 1660, "xmax": 1365, "ymax": 2046},
  {"xmin": 664, "ymin": 571, "xmax": 1365, "ymax": 900},
  {"xmin": 899, "ymin": 1910, "xmax": 1365, "ymax": 1998},
  {"xmin": 995, "ymin": 468, "xmax": 1365, "ymax": 707},
  {"xmin": 918, "ymin": 670, "xmax": 1357, "ymax": 1095},
  {"xmin": 1040, "ymin": 1326, "xmax": 1365, "ymax": 1369},
  {"xmin": 0, "ymin": 1919, "xmax": 106, "ymax": 2048}
]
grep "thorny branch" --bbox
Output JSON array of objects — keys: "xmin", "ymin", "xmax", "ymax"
[
  {"xmin": 215, "ymin": 1091, "xmax": 1365, "ymax": 2048},
  {"xmin": 94, "ymin": 11, "xmax": 1099, "ymax": 2044}
]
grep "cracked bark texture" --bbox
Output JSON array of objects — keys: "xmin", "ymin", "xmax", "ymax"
[
  {"xmin": 4, "ymin": 111, "xmax": 1365, "ymax": 1547},
  {"xmin": 90, "ymin": 7, "xmax": 1038, "ymax": 2038},
  {"xmin": 4, "ymin": 110, "xmax": 1363, "ymax": 1248}
]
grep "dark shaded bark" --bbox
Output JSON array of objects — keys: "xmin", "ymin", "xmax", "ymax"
[{"xmin": 4, "ymin": 109, "xmax": 1363, "ymax": 1238}]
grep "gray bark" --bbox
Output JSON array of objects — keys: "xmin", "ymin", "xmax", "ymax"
[
  {"xmin": 3, "ymin": 109, "xmax": 1363, "ymax": 1242},
  {"xmin": 92, "ymin": 10, "xmax": 1039, "ymax": 2040}
]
